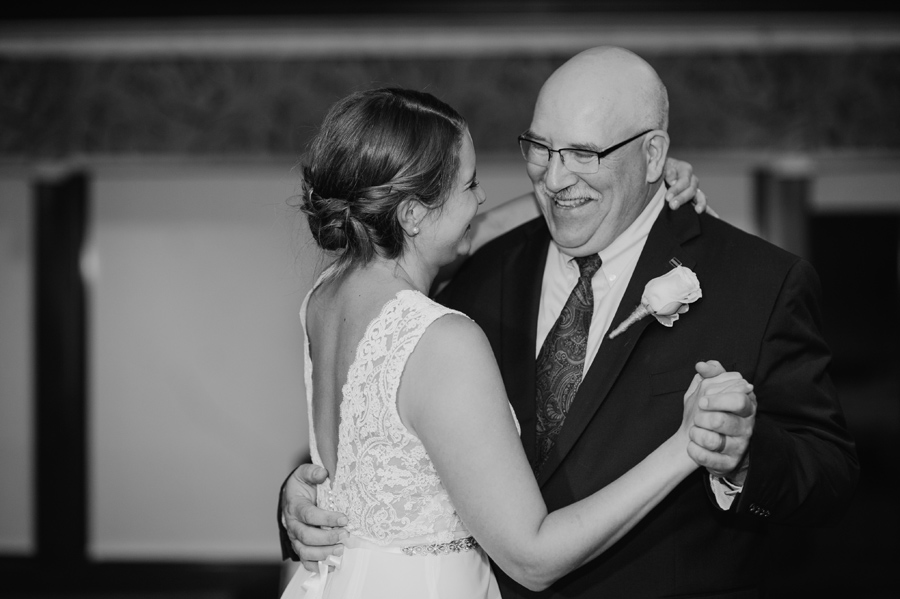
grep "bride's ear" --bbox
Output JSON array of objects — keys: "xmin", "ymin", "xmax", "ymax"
[{"xmin": 397, "ymin": 198, "xmax": 427, "ymax": 237}]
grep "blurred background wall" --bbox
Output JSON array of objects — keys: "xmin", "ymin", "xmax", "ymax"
[{"xmin": 1, "ymin": 3, "xmax": 898, "ymax": 598}]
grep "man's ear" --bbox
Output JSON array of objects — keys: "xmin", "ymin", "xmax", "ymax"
[
  {"xmin": 397, "ymin": 198, "xmax": 427, "ymax": 236},
  {"xmin": 645, "ymin": 130, "xmax": 670, "ymax": 184}
]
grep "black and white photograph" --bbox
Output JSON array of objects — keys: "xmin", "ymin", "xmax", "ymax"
[{"xmin": 1, "ymin": 3, "xmax": 897, "ymax": 598}]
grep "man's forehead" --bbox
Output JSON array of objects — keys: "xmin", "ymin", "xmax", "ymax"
[{"xmin": 528, "ymin": 100, "xmax": 617, "ymax": 146}]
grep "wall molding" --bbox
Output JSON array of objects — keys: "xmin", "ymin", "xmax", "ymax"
[
  {"xmin": 2, "ymin": 49, "xmax": 899, "ymax": 158},
  {"xmin": 2, "ymin": 14, "xmax": 900, "ymax": 58}
]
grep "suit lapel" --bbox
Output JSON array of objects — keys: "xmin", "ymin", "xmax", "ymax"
[
  {"xmin": 500, "ymin": 220, "xmax": 550, "ymax": 465},
  {"xmin": 536, "ymin": 205, "xmax": 701, "ymax": 486}
]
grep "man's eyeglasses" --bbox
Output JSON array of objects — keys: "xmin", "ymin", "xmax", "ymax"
[{"xmin": 517, "ymin": 129, "xmax": 653, "ymax": 174}]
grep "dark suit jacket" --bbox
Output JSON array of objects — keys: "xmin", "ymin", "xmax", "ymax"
[{"xmin": 434, "ymin": 203, "xmax": 859, "ymax": 599}]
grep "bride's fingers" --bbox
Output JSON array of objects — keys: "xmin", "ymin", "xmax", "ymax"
[
  {"xmin": 694, "ymin": 359, "xmax": 725, "ymax": 378},
  {"xmin": 664, "ymin": 163, "xmax": 698, "ymax": 207}
]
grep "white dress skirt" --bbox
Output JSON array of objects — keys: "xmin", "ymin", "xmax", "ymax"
[{"xmin": 280, "ymin": 533, "xmax": 500, "ymax": 599}]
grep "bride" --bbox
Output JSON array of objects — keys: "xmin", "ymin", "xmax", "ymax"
[{"xmin": 280, "ymin": 87, "xmax": 751, "ymax": 598}]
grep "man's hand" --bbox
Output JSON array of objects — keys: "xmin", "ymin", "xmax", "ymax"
[
  {"xmin": 281, "ymin": 464, "xmax": 349, "ymax": 572},
  {"xmin": 663, "ymin": 157, "xmax": 717, "ymax": 218},
  {"xmin": 687, "ymin": 361, "xmax": 756, "ymax": 485}
]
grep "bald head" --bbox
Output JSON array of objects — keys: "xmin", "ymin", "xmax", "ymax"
[
  {"xmin": 524, "ymin": 46, "xmax": 673, "ymax": 257},
  {"xmin": 537, "ymin": 46, "xmax": 668, "ymax": 138}
]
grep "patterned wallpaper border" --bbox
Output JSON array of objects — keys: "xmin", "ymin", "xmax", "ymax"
[{"xmin": 2, "ymin": 50, "xmax": 899, "ymax": 159}]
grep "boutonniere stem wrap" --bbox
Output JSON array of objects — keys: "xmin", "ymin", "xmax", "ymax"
[{"xmin": 608, "ymin": 265, "xmax": 702, "ymax": 339}]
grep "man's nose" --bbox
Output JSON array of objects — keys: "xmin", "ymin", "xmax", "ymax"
[{"xmin": 543, "ymin": 151, "xmax": 578, "ymax": 193}]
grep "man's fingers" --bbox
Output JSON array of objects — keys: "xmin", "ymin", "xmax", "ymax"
[
  {"xmin": 285, "ymin": 516, "xmax": 348, "ymax": 564},
  {"xmin": 689, "ymin": 425, "xmax": 729, "ymax": 454},
  {"xmin": 293, "ymin": 541, "xmax": 344, "ymax": 567},
  {"xmin": 693, "ymin": 408, "xmax": 752, "ymax": 438},
  {"xmin": 301, "ymin": 559, "xmax": 322, "ymax": 574},
  {"xmin": 700, "ymin": 389, "xmax": 757, "ymax": 417},
  {"xmin": 288, "ymin": 520, "xmax": 347, "ymax": 548},
  {"xmin": 294, "ymin": 463, "xmax": 329, "ymax": 486},
  {"xmin": 294, "ymin": 502, "xmax": 349, "ymax": 529},
  {"xmin": 687, "ymin": 441, "xmax": 732, "ymax": 475},
  {"xmin": 688, "ymin": 436, "xmax": 746, "ymax": 476}
]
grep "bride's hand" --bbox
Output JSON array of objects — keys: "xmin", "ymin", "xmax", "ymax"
[{"xmin": 663, "ymin": 157, "xmax": 718, "ymax": 218}]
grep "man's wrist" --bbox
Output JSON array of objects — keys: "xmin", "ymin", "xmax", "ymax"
[
  {"xmin": 724, "ymin": 452, "xmax": 750, "ymax": 487},
  {"xmin": 709, "ymin": 474, "xmax": 740, "ymax": 509}
]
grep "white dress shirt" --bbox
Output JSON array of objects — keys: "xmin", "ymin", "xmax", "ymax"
[
  {"xmin": 535, "ymin": 184, "xmax": 740, "ymax": 509},
  {"xmin": 536, "ymin": 185, "xmax": 665, "ymax": 367}
]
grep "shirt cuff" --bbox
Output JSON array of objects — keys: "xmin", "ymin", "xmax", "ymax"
[{"xmin": 709, "ymin": 474, "xmax": 743, "ymax": 510}]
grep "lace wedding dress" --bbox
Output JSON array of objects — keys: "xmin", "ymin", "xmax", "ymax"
[{"xmin": 280, "ymin": 278, "xmax": 503, "ymax": 599}]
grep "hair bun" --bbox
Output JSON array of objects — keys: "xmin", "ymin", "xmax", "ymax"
[
  {"xmin": 295, "ymin": 87, "xmax": 467, "ymax": 271},
  {"xmin": 302, "ymin": 185, "xmax": 354, "ymax": 252}
]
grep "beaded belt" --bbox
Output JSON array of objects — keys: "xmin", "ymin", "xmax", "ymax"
[{"xmin": 401, "ymin": 536, "xmax": 479, "ymax": 556}]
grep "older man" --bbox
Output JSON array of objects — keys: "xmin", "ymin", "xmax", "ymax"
[{"xmin": 282, "ymin": 47, "xmax": 858, "ymax": 598}]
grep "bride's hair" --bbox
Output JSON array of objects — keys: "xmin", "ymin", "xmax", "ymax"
[{"xmin": 299, "ymin": 87, "xmax": 467, "ymax": 272}]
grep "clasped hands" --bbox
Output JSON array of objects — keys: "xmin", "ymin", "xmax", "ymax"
[
  {"xmin": 684, "ymin": 360, "xmax": 756, "ymax": 486},
  {"xmin": 281, "ymin": 360, "xmax": 757, "ymax": 568}
]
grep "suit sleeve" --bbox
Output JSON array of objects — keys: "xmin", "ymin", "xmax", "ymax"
[
  {"xmin": 730, "ymin": 258, "xmax": 859, "ymax": 525},
  {"xmin": 278, "ymin": 475, "xmax": 300, "ymax": 561}
]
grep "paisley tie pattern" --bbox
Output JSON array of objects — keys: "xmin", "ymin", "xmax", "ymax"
[{"xmin": 532, "ymin": 254, "xmax": 603, "ymax": 475}]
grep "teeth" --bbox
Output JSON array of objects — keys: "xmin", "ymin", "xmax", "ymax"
[{"xmin": 553, "ymin": 197, "xmax": 591, "ymax": 208}]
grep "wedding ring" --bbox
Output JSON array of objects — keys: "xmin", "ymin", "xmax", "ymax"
[{"xmin": 714, "ymin": 433, "xmax": 727, "ymax": 453}]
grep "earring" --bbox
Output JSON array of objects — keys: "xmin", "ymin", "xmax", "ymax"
[{"xmin": 411, "ymin": 226, "xmax": 420, "ymax": 236}]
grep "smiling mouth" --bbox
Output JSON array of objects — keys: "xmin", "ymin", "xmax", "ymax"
[{"xmin": 553, "ymin": 196, "xmax": 593, "ymax": 209}]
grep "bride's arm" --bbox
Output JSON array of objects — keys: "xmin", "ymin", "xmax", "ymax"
[{"xmin": 400, "ymin": 315, "xmax": 748, "ymax": 591}]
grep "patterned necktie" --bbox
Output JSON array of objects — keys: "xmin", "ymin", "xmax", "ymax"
[{"xmin": 532, "ymin": 253, "xmax": 603, "ymax": 475}]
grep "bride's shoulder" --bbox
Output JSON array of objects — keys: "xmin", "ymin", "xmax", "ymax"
[
  {"xmin": 400, "ymin": 299, "xmax": 506, "ymax": 434},
  {"xmin": 415, "ymin": 308, "xmax": 491, "ymax": 362}
]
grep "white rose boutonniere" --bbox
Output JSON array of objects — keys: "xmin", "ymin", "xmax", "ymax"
[{"xmin": 608, "ymin": 265, "xmax": 702, "ymax": 339}]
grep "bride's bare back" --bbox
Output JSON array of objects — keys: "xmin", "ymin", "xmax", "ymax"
[{"xmin": 304, "ymin": 267, "xmax": 413, "ymax": 481}]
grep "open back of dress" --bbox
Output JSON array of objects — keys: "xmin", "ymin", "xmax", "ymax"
[{"xmin": 280, "ymin": 273, "xmax": 500, "ymax": 599}]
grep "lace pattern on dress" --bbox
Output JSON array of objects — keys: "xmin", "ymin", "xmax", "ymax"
[{"xmin": 302, "ymin": 285, "xmax": 471, "ymax": 546}]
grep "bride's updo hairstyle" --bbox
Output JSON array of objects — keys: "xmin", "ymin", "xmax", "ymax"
[{"xmin": 300, "ymin": 87, "xmax": 467, "ymax": 272}]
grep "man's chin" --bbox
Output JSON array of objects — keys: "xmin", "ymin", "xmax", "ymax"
[{"xmin": 549, "ymin": 232, "xmax": 596, "ymax": 255}]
